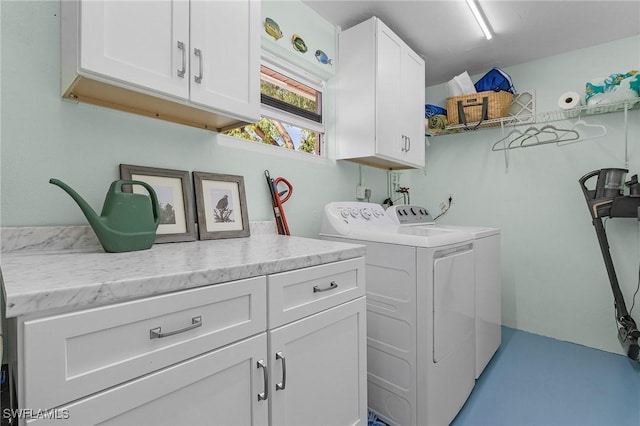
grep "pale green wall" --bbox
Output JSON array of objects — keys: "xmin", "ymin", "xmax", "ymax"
[
  {"xmin": 2, "ymin": 0, "xmax": 640, "ymax": 357},
  {"xmin": 0, "ymin": 0, "xmax": 388, "ymax": 237},
  {"xmin": 408, "ymin": 35, "xmax": 640, "ymax": 355}
]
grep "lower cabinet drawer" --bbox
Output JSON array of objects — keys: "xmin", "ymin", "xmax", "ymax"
[
  {"xmin": 22, "ymin": 277, "xmax": 267, "ymax": 411},
  {"xmin": 27, "ymin": 333, "xmax": 269, "ymax": 426},
  {"xmin": 267, "ymin": 258, "xmax": 365, "ymax": 328}
]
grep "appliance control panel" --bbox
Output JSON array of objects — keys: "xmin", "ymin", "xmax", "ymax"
[
  {"xmin": 387, "ymin": 205, "xmax": 435, "ymax": 225},
  {"xmin": 329, "ymin": 202, "xmax": 387, "ymax": 224},
  {"xmin": 321, "ymin": 202, "xmax": 395, "ymax": 234}
]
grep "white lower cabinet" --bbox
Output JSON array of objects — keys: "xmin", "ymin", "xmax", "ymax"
[
  {"xmin": 12, "ymin": 258, "xmax": 367, "ymax": 426},
  {"xmin": 269, "ymin": 298, "xmax": 367, "ymax": 426},
  {"xmin": 29, "ymin": 334, "xmax": 269, "ymax": 426}
]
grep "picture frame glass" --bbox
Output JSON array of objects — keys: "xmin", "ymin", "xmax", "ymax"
[
  {"xmin": 130, "ymin": 174, "xmax": 187, "ymax": 235},
  {"xmin": 201, "ymin": 179, "xmax": 244, "ymax": 232}
]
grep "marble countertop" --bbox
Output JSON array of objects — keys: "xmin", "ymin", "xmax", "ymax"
[{"xmin": 1, "ymin": 233, "xmax": 365, "ymax": 318}]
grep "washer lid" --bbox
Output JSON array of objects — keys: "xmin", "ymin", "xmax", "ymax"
[
  {"xmin": 434, "ymin": 224, "xmax": 501, "ymax": 238},
  {"xmin": 320, "ymin": 201, "xmax": 474, "ymax": 247},
  {"xmin": 320, "ymin": 226, "xmax": 473, "ymax": 248}
]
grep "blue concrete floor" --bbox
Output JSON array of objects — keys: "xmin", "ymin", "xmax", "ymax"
[{"xmin": 452, "ymin": 327, "xmax": 640, "ymax": 426}]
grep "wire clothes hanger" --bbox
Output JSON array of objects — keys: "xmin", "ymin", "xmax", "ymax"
[
  {"xmin": 491, "ymin": 120, "xmax": 607, "ymax": 151},
  {"xmin": 519, "ymin": 124, "xmax": 580, "ymax": 147},
  {"xmin": 555, "ymin": 119, "xmax": 607, "ymax": 146}
]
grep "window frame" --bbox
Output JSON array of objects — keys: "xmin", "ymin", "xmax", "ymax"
[
  {"xmin": 259, "ymin": 54, "xmax": 326, "ymax": 137},
  {"xmin": 221, "ymin": 54, "xmax": 327, "ymax": 158}
]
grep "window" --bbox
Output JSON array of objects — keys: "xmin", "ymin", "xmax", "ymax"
[{"xmin": 224, "ymin": 60, "xmax": 324, "ymax": 156}]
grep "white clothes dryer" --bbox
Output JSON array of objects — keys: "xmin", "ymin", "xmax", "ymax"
[
  {"xmin": 320, "ymin": 202, "xmax": 476, "ymax": 426},
  {"xmin": 386, "ymin": 205, "xmax": 502, "ymax": 378}
]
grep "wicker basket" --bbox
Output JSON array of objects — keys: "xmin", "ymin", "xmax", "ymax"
[{"xmin": 446, "ymin": 91, "xmax": 513, "ymax": 128}]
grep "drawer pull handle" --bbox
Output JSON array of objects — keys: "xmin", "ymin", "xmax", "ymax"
[
  {"xmin": 149, "ymin": 316, "xmax": 202, "ymax": 339},
  {"xmin": 276, "ymin": 352, "xmax": 286, "ymax": 391},
  {"xmin": 257, "ymin": 360, "xmax": 269, "ymax": 401},
  {"xmin": 313, "ymin": 281, "xmax": 338, "ymax": 293}
]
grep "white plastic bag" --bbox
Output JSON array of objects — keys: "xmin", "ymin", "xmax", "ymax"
[{"xmin": 447, "ymin": 71, "xmax": 477, "ymax": 97}]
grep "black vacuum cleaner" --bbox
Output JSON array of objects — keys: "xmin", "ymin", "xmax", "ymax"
[{"xmin": 580, "ymin": 168, "xmax": 640, "ymax": 361}]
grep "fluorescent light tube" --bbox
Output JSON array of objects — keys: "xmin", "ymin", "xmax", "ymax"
[{"xmin": 466, "ymin": 0, "xmax": 493, "ymax": 40}]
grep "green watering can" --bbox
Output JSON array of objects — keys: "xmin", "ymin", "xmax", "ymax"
[{"xmin": 50, "ymin": 178, "xmax": 160, "ymax": 253}]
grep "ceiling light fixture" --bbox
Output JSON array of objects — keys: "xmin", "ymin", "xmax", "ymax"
[{"xmin": 466, "ymin": 0, "xmax": 493, "ymax": 40}]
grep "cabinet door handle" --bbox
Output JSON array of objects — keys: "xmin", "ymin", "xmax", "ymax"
[
  {"xmin": 275, "ymin": 352, "xmax": 287, "ymax": 391},
  {"xmin": 407, "ymin": 136, "xmax": 411, "ymax": 152},
  {"xmin": 313, "ymin": 281, "xmax": 338, "ymax": 293},
  {"xmin": 176, "ymin": 41, "xmax": 186, "ymax": 78},
  {"xmin": 149, "ymin": 316, "xmax": 202, "ymax": 339},
  {"xmin": 194, "ymin": 48, "xmax": 203, "ymax": 84},
  {"xmin": 401, "ymin": 135, "xmax": 407, "ymax": 152},
  {"xmin": 257, "ymin": 360, "xmax": 269, "ymax": 401}
]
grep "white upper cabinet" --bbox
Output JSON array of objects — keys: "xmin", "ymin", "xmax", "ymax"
[
  {"xmin": 189, "ymin": 0, "xmax": 260, "ymax": 120},
  {"xmin": 78, "ymin": 0, "xmax": 190, "ymax": 99},
  {"xmin": 62, "ymin": 0, "xmax": 260, "ymax": 130},
  {"xmin": 336, "ymin": 17, "xmax": 426, "ymax": 169}
]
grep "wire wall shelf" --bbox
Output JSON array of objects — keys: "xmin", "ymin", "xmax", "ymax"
[{"xmin": 425, "ymin": 97, "xmax": 639, "ymax": 137}]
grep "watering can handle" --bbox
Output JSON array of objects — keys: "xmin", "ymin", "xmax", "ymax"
[{"xmin": 116, "ymin": 180, "xmax": 161, "ymax": 226}]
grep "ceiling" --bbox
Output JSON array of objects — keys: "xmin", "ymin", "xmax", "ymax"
[{"xmin": 302, "ymin": 0, "xmax": 640, "ymax": 86}]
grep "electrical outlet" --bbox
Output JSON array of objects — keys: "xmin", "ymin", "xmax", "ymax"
[{"xmin": 356, "ymin": 185, "xmax": 370, "ymax": 200}]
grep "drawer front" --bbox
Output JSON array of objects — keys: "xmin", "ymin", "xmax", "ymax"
[
  {"xmin": 23, "ymin": 276, "xmax": 266, "ymax": 410},
  {"xmin": 268, "ymin": 258, "xmax": 365, "ymax": 328},
  {"xmin": 27, "ymin": 334, "xmax": 269, "ymax": 426}
]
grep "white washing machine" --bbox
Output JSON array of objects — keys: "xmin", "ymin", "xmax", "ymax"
[
  {"xmin": 320, "ymin": 202, "xmax": 476, "ymax": 426},
  {"xmin": 386, "ymin": 205, "xmax": 502, "ymax": 379}
]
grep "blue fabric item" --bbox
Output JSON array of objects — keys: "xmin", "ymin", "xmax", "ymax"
[
  {"xmin": 367, "ymin": 410, "xmax": 387, "ymax": 426},
  {"xmin": 474, "ymin": 67, "xmax": 515, "ymax": 93},
  {"xmin": 425, "ymin": 104, "xmax": 447, "ymax": 118}
]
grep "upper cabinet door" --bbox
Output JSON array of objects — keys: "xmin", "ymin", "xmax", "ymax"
[
  {"xmin": 401, "ymin": 48, "xmax": 426, "ymax": 167},
  {"xmin": 79, "ymin": 0, "xmax": 190, "ymax": 99},
  {"xmin": 375, "ymin": 24, "xmax": 403, "ymax": 162},
  {"xmin": 189, "ymin": 0, "xmax": 260, "ymax": 122}
]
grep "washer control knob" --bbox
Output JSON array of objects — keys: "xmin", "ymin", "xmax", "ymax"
[
  {"xmin": 360, "ymin": 208, "xmax": 372, "ymax": 220},
  {"xmin": 410, "ymin": 208, "xmax": 417, "ymax": 215},
  {"xmin": 402, "ymin": 208, "xmax": 408, "ymax": 216},
  {"xmin": 339, "ymin": 208, "xmax": 350, "ymax": 219},
  {"xmin": 372, "ymin": 209, "xmax": 382, "ymax": 218},
  {"xmin": 349, "ymin": 208, "xmax": 359, "ymax": 218}
]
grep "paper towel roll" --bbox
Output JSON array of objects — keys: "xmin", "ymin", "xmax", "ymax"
[{"xmin": 558, "ymin": 91, "xmax": 582, "ymax": 118}]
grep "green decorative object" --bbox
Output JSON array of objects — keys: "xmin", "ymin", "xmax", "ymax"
[
  {"xmin": 49, "ymin": 178, "xmax": 160, "ymax": 253},
  {"xmin": 291, "ymin": 34, "xmax": 307, "ymax": 53},
  {"xmin": 265, "ymin": 17, "xmax": 283, "ymax": 40}
]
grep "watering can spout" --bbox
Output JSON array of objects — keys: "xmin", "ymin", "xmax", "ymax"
[
  {"xmin": 49, "ymin": 178, "xmax": 104, "ymax": 231},
  {"xmin": 49, "ymin": 178, "xmax": 160, "ymax": 253}
]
